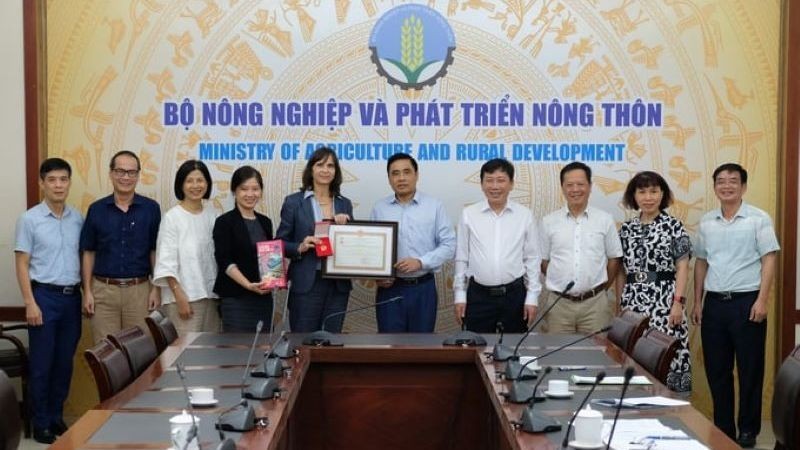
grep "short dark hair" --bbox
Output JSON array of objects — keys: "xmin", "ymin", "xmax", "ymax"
[
  {"xmin": 230, "ymin": 165, "xmax": 263, "ymax": 192},
  {"xmin": 109, "ymin": 150, "xmax": 141, "ymax": 171},
  {"xmin": 480, "ymin": 158, "xmax": 514, "ymax": 182},
  {"xmin": 712, "ymin": 163, "xmax": 748, "ymax": 185},
  {"xmin": 560, "ymin": 161, "xmax": 592, "ymax": 184},
  {"xmin": 622, "ymin": 171, "xmax": 673, "ymax": 210},
  {"xmin": 386, "ymin": 153, "xmax": 418, "ymax": 174},
  {"xmin": 39, "ymin": 158, "xmax": 72, "ymax": 179},
  {"xmin": 301, "ymin": 147, "xmax": 343, "ymax": 195},
  {"xmin": 173, "ymin": 160, "xmax": 212, "ymax": 200}
]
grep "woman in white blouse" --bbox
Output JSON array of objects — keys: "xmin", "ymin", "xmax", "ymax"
[{"xmin": 153, "ymin": 160, "xmax": 219, "ymax": 333}]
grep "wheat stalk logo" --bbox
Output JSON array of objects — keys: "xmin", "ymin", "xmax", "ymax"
[{"xmin": 387, "ymin": 14, "xmax": 438, "ymax": 83}]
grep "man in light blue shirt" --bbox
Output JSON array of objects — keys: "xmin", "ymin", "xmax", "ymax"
[
  {"xmin": 370, "ymin": 154, "xmax": 455, "ymax": 332},
  {"xmin": 692, "ymin": 163, "xmax": 779, "ymax": 448},
  {"xmin": 14, "ymin": 158, "xmax": 83, "ymax": 443}
]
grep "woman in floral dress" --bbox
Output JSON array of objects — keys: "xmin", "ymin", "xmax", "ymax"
[{"xmin": 617, "ymin": 171, "xmax": 692, "ymax": 392}]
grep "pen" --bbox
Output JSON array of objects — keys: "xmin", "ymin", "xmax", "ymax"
[{"xmin": 640, "ymin": 436, "xmax": 692, "ymax": 440}]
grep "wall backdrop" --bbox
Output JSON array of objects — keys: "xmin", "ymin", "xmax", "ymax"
[{"xmin": 45, "ymin": 0, "xmax": 781, "ymax": 421}]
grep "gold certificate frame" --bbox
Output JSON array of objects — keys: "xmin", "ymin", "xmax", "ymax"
[{"xmin": 322, "ymin": 221, "xmax": 398, "ymax": 279}]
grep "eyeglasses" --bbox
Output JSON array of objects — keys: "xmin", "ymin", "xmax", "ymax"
[{"xmin": 111, "ymin": 168, "xmax": 140, "ymax": 178}]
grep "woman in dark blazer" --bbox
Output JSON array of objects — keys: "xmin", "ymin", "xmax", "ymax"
[
  {"xmin": 213, "ymin": 166, "xmax": 274, "ymax": 332},
  {"xmin": 277, "ymin": 147, "xmax": 353, "ymax": 332}
]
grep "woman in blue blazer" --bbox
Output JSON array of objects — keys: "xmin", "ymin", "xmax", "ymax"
[
  {"xmin": 276, "ymin": 147, "xmax": 353, "ymax": 332},
  {"xmin": 213, "ymin": 166, "xmax": 274, "ymax": 332}
]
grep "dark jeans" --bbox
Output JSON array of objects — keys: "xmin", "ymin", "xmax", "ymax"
[
  {"xmin": 288, "ymin": 274, "xmax": 349, "ymax": 333},
  {"xmin": 27, "ymin": 285, "xmax": 81, "ymax": 429},
  {"xmin": 701, "ymin": 290, "xmax": 766, "ymax": 439},
  {"xmin": 220, "ymin": 293, "xmax": 273, "ymax": 333},
  {"xmin": 376, "ymin": 276, "xmax": 437, "ymax": 333},
  {"xmin": 464, "ymin": 277, "xmax": 527, "ymax": 333}
]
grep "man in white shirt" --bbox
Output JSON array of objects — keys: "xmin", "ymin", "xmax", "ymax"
[
  {"xmin": 540, "ymin": 162, "xmax": 622, "ymax": 334},
  {"xmin": 453, "ymin": 159, "xmax": 541, "ymax": 333}
]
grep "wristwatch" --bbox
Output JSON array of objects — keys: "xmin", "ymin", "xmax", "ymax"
[{"xmin": 674, "ymin": 295, "xmax": 686, "ymax": 306}]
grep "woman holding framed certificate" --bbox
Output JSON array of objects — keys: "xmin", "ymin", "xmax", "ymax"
[
  {"xmin": 212, "ymin": 166, "xmax": 275, "ymax": 332},
  {"xmin": 277, "ymin": 147, "xmax": 353, "ymax": 333}
]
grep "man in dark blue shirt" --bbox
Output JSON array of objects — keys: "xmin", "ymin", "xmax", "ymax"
[{"xmin": 80, "ymin": 150, "xmax": 161, "ymax": 342}]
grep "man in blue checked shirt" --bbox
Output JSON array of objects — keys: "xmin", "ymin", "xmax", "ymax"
[
  {"xmin": 693, "ymin": 163, "xmax": 779, "ymax": 448},
  {"xmin": 370, "ymin": 154, "xmax": 456, "ymax": 332},
  {"xmin": 14, "ymin": 158, "xmax": 83, "ymax": 444}
]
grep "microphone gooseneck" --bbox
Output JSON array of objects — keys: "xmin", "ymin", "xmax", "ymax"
[
  {"xmin": 511, "ymin": 281, "xmax": 575, "ymax": 358},
  {"xmin": 240, "ymin": 320, "xmax": 264, "ymax": 398},
  {"xmin": 605, "ymin": 367, "xmax": 635, "ymax": 450},
  {"xmin": 304, "ymin": 296, "xmax": 403, "ymax": 346},
  {"xmin": 512, "ymin": 325, "xmax": 610, "ymax": 380}
]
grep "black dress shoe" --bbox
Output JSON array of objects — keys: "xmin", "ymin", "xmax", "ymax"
[
  {"xmin": 33, "ymin": 427, "xmax": 57, "ymax": 444},
  {"xmin": 737, "ymin": 431, "xmax": 757, "ymax": 448},
  {"xmin": 52, "ymin": 420, "xmax": 68, "ymax": 435}
]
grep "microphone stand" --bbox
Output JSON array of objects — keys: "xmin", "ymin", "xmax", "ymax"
[
  {"xmin": 560, "ymin": 371, "xmax": 607, "ymax": 449},
  {"xmin": 491, "ymin": 322, "xmax": 513, "ymax": 361},
  {"xmin": 303, "ymin": 296, "xmax": 403, "ymax": 346},
  {"xmin": 503, "ymin": 281, "xmax": 575, "ymax": 371},
  {"xmin": 605, "ymin": 367, "xmax": 635, "ymax": 450},
  {"xmin": 270, "ymin": 285, "xmax": 297, "ymax": 358},
  {"xmin": 518, "ymin": 367, "xmax": 561, "ymax": 433},
  {"xmin": 217, "ymin": 321, "xmax": 268, "ymax": 432},
  {"xmin": 505, "ymin": 325, "xmax": 610, "ymax": 381}
]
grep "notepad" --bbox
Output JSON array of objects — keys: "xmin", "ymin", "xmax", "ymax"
[{"xmin": 571, "ymin": 375, "xmax": 653, "ymax": 385}]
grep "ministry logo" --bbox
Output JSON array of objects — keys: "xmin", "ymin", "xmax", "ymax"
[{"xmin": 369, "ymin": 4, "xmax": 455, "ymax": 90}]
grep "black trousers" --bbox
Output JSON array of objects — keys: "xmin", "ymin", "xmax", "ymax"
[
  {"xmin": 464, "ymin": 277, "xmax": 527, "ymax": 333},
  {"xmin": 701, "ymin": 290, "xmax": 766, "ymax": 439}
]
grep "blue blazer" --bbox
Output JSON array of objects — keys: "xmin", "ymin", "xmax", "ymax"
[{"xmin": 276, "ymin": 191, "xmax": 353, "ymax": 295}]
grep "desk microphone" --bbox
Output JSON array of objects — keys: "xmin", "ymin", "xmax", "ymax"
[
  {"xmin": 254, "ymin": 312, "xmax": 292, "ymax": 378},
  {"xmin": 518, "ymin": 366, "xmax": 561, "ymax": 433},
  {"xmin": 303, "ymin": 296, "xmax": 403, "ymax": 346},
  {"xmin": 506, "ymin": 325, "xmax": 611, "ymax": 381},
  {"xmin": 505, "ymin": 361, "xmax": 552, "ymax": 404},
  {"xmin": 217, "ymin": 321, "xmax": 272, "ymax": 432},
  {"xmin": 269, "ymin": 285, "xmax": 298, "ymax": 359},
  {"xmin": 491, "ymin": 322, "xmax": 511, "ymax": 360},
  {"xmin": 605, "ymin": 367, "xmax": 635, "ymax": 450},
  {"xmin": 503, "ymin": 281, "xmax": 574, "ymax": 371},
  {"xmin": 560, "ymin": 371, "xmax": 606, "ymax": 449}
]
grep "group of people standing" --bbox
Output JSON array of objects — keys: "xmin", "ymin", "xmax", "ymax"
[{"xmin": 15, "ymin": 148, "xmax": 778, "ymax": 448}]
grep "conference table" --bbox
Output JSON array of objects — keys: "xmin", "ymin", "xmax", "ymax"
[{"xmin": 51, "ymin": 332, "xmax": 738, "ymax": 449}]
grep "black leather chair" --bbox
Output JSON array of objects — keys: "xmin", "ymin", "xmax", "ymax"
[
  {"xmin": 0, "ymin": 323, "xmax": 29, "ymax": 437},
  {"xmin": 84, "ymin": 338, "xmax": 133, "ymax": 402},
  {"xmin": 0, "ymin": 369, "xmax": 22, "ymax": 450},
  {"xmin": 631, "ymin": 328, "xmax": 679, "ymax": 385},
  {"xmin": 107, "ymin": 325, "xmax": 158, "ymax": 378},
  {"xmin": 145, "ymin": 309, "xmax": 178, "ymax": 354},
  {"xmin": 607, "ymin": 309, "xmax": 649, "ymax": 354},
  {"xmin": 772, "ymin": 344, "xmax": 800, "ymax": 450}
]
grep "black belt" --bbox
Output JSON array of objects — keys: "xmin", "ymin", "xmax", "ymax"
[
  {"xmin": 626, "ymin": 271, "xmax": 676, "ymax": 284},
  {"xmin": 394, "ymin": 273, "xmax": 434, "ymax": 285},
  {"xmin": 706, "ymin": 290, "xmax": 759, "ymax": 301},
  {"xmin": 562, "ymin": 283, "xmax": 607, "ymax": 302},
  {"xmin": 31, "ymin": 280, "xmax": 81, "ymax": 295},
  {"xmin": 469, "ymin": 277, "xmax": 524, "ymax": 297}
]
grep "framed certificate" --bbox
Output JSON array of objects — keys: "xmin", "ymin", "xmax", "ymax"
[{"xmin": 322, "ymin": 220, "xmax": 398, "ymax": 279}]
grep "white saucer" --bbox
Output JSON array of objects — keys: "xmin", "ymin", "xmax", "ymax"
[
  {"xmin": 569, "ymin": 440, "xmax": 604, "ymax": 449},
  {"xmin": 190, "ymin": 398, "xmax": 219, "ymax": 406},
  {"xmin": 545, "ymin": 390, "xmax": 574, "ymax": 399}
]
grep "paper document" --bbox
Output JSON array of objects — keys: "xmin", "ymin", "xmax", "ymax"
[
  {"xmin": 571, "ymin": 375, "xmax": 653, "ymax": 385},
  {"xmin": 602, "ymin": 419, "xmax": 708, "ymax": 450},
  {"xmin": 592, "ymin": 396, "xmax": 690, "ymax": 409}
]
